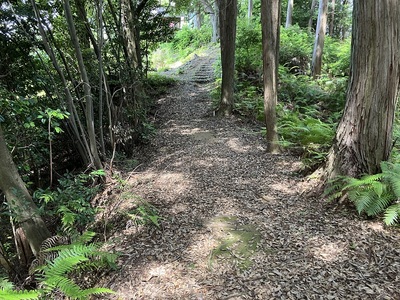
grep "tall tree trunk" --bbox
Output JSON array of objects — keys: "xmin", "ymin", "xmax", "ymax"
[
  {"xmin": 324, "ymin": 0, "xmax": 400, "ymax": 179},
  {"xmin": 0, "ymin": 125, "xmax": 50, "ymax": 257},
  {"xmin": 247, "ymin": 0, "xmax": 253, "ymax": 21},
  {"xmin": 261, "ymin": 0, "xmax": 281, "ymax": 153},
  {"xmin": 216, "ymin": 0, "xmax": 237, "ymax": 116},
  {"xmin": 64, "ymin": 0, "xmax": 103, "ymax": 170},
  {"xmin": 308, "ymin": 0, "xmax": 317, "ymax": 31},
  {"xmin": 194, "ymin": 5, "xmax": 203, "ymax": 29},
  {"xmin": 329, "ymin": 0, "xmax": 335, "ymax": 36},
  {"xmin": 121, "ymin": 0, "xmax": 142, "ymax": 70},
  {"xmin": 201, "ymin": 0, "xmax": 219, "ymax": 42},
  {"xmin": 31, "ymin": 0, "xmax": 92, "ymax": 166},
  {"xmin": 311, "ymin": 0, "xmax": 328, "ymax": 78},
  {"xmin": 98, "ymin": 0, "xmax": 106, "ymax": 155},
  {"xmin": 285, "ymin": 0, "xmax": 293, "ymax": 28},
  {"xmin": 339, "ymin": 0, "xmax": 348, "ymax": 40}
]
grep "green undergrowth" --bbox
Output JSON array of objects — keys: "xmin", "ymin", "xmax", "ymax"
[
  {"xmin": 230, "ymin": 23, "xmax": 350, "ymax": 172},
  {"xmin": 1, "ymin": 232, "xmax": 117, "ymax": 300},
  {"xmin": 326, "ymin": 162, "xmax": 400, "ymax": 226},
  {"xmin": 150, "ymin": 25, "xmax": 213, "ymax": 71},
  {"xmin": 33, "ymin": 170, "xmax": 106, "ymax": 235}
]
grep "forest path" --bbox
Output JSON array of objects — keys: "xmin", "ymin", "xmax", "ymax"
[{"xmin": 101, "ymin": 50, "xmax": 400, "ymax": 299}]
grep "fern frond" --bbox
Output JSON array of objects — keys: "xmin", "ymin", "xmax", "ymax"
[
  {"xmin": 73, "ymin": 231, "xmax": 96, "ymax": 245},
  {"xmin": 384, "ymin": 203, "xmax": 400, "ymax": 225},
  {"xmin": 0, "ymin": 289, "xmax": 39, "ymax": 300},
  {"xmin": 342, "ymin": 173, "xmax": 383, "ymax": 191},
  {"xmin": 0, "ymin": 278, "xmax": 14, "ymax": 291},
  {"xmin": 34, "ymin": 232, "xmax": 117, "ymax": 299},
  {"xmin": 364, "ymin": 193, "xmax": 394, "ymax": 217},
  {"xmin": 382, "ymin": 172, "xmax": 400, "ymax": 199},
  {"xmin": 76, "ymin": 287, "xmax": 115, "ymax": 298},
  {"xmin": 351, "ymin": 190, "xmax": 377, "ymax": 214},
  {"xmin": 41, "ymin": 275, "xmax": 82, "ymax": 295}
]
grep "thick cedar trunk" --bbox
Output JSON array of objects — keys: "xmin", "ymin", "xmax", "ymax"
[
  {"xmin": 0, "ymin": 126, "xmax": 50, "ymax": 256},
  {"xmin": 311, "ymin": 0, "xmax": 328, "ymax": 78},
  {"xmin": 217, "ymin": 0, "xmax": 237, "ymax": 116},
  {"xmin": 285, "ymin": 0, "xmax": 293, "ymax": 28},
  {"xmin": 261, "ymin": 0, "xmax": 281, "ymax": 153},
  {"xmin": 325, "ymin": 0, "xmax": 400, "ymax": 179}
]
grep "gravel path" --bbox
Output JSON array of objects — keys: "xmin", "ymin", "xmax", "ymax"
[{"xmin": 100, "ymin": 50, "xmax": 400, "ymax": 300}]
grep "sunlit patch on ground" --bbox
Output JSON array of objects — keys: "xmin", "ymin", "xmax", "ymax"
[
  {"xmin": 307, "ymin": 237, "xmax": 347, "ymax": 262},
  {"xmin": 226, "ymin": 137, "xmax": 251, "ymax": 153}
]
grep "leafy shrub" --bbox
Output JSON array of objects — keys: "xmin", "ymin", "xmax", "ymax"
[
  {"xmin": 280, "ymin": 25, "xmax": 313, "ymax": 74},
  {"xmin": 235, "ymin": 24, "xmax": 313, "ymax": 75},
  {"xmin": 326, "ymin": 162, "xmax": 400, "ymax": 225},
  {"xmin": 151, "ymin": 25, "xmax": 212, "ymax": 70},
  {"xmin": 235, "ymin": 20, "xmax": 262, "ymax": 73},
  {"xmin": 323, "ymin": 36, "xmax": 351, "ymax": 76},
  {"xmin": 172, "ymin": 25, "xmax": 212, "ymax": 56},
  {"xmin": 278, "ymin": 66, "xmax": 346, "ymax": 122},
  {"xmin": 277, "ymin": 105, "xmax": 335, "ymax": 171},
  {"xmin": 34, "ymin": 170, "xmax": 106, "ymax": 234}
]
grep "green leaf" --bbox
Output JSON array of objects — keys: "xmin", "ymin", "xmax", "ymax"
[
  {"xmin": 0, "ymin": 290, "xmax": 40, "ymax": 299},
  {"xmin": 384, "ymin": 204, "xmax": 400, "ymax": 225},
  {"xmin": 372, "ymin": 181, "xmax": 383, "ymax": 197}
]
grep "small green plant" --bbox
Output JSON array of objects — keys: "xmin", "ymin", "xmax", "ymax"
[
  {"xmin": 0, "ymin": 277, "xmax": 40, "ymax": 299},
  {"xmin": 127, "ymin": 201, "xmax": 161, "ymax": 228},
  {"xmin": 32, "ymin": 231, "xmax": 117, "ymax": 300},
  {"xmin": 277, "ymin": 105, "xmax": 335, "ymax": 171},
  {"xmin": 326, "ymin": 162, "xmax": 400, "ymax": 225},
  {"xmin": 0, "ymin": 232, "xmax": 116, "ymax": 300},
  {"xmin": 34, "ymin": 170, "xmax": 106, "ymax": 234}
]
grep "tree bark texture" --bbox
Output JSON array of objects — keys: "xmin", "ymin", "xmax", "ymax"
[
  {"xmin": 329, "ymin": 0, "xmax": 335, "ymax": 36},
  {"xmin": 121, "ymin": 0, "xmax": 142, "ymax": 70},
  {"xmin": 31, "ymin": 0, "xmax": 91, "ymax": 166},
  {"xmin": 0, "ymin": 126, "xmax": 50, "ymax": 256},
  {"xmin": 217, "ymin": 0, "xmax": 237, "ymax": 116},
  {"xmin": 261, "ymin": 0, "xmax": 281, "ymax": 153},
  {"xmin": 64, "ymin": 0, "xmax": 103, "ymax": 170},
  {"xmin": 325, "ymin": 0, "xmax": 400, "ymax": 179},
  {"xmin": 308, "ymin": 0, "xmax": 317, "ymax": 31},
  {"xmin": 285, "ymin": 0, "xmax": 293, "ymax": 28},
  {"xmin": 201, "ymin": 0, "xmax": 220, "ymax": 43},
  {"xmin": 247, "ymin": 0, "xmax": 253, "ymax": 21},
  {"xmin": 311, "ymin": 0, "xmax": 328, "ymax": 78}
]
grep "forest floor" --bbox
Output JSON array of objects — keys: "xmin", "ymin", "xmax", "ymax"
[{"xmin": 97, "ymin": 48, "xmax": 400, "ymax": 299}]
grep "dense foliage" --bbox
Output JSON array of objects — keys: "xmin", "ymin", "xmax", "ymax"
[{"xmin": 326, "ymin": 162, "xmax": 400, "ymax": 225}]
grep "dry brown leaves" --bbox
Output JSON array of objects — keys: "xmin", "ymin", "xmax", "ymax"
[{"xmin": 96, "ymin": 53, "xmax": 400, "ymax": 300}]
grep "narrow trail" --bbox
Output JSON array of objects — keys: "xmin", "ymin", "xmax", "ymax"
[{"xmin": 101, "ymin": 50, "xmax": 400, "ymax": 299}]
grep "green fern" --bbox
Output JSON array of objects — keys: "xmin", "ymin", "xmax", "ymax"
[
  {"xmin": 0, "ymin": 278, "xmax": 39, "ymax": 300},
  {"xmin": 325, "ymin": 161, "xmax": 400, "ymax": 225},
  {"xmin": 34, "ymin": 232, "xmax": 116, "ymax": 299},
  {"xmin": 384, "ymin": 203, "xmax": 400, "ymax": 225},
  {"xmin": 0, "ymin": 290, "xmax": 40, "ymax": 300},
  {"xmin": 0, "ymin": 278, "xmax": 14, "ymax": 291}
]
